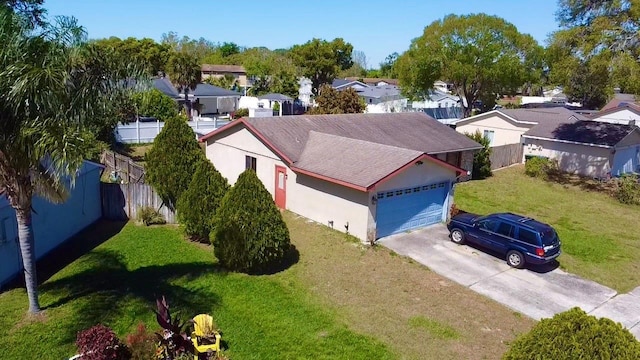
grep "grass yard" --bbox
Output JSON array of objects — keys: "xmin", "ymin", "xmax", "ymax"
[
  {"xmin": 0, "ymin": 213, "xmax": 533, "ymax": 360},
  {"xmin": 455, "ymin": 165, "xmax": 640, "ymax": 293}
]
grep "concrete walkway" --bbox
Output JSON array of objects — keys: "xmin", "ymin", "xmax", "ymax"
[{"xmin": 379, "ymin": 224, "xmax": 640, "ymax": 339}]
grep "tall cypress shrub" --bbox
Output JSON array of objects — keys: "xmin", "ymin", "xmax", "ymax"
[
  {"xmin": 213, "ymin": 170, "xmax": 291, "ymax": 273},
  {"xmin": 177, "ymin": 159, "xmax": 230, "ymax": 242},
  {"xmin": 145, "ymin": 115, "xmax": 203, "ymax": 210}
]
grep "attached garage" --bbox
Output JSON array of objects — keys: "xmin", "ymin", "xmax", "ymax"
[{"xmin": 375, "ymin": 181, "xmax": 449, "ymax": 238}]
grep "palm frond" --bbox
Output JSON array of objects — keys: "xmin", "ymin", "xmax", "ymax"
[{"xmin": 32, "ymin": 163, "xmax": 68, "ymax": 204}]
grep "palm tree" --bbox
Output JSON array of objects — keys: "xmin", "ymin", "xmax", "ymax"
[
  {"xmin": 0, "ymin": 9, "xmax": 139, "ymax": 313},
  {"xmin": 165, "ymin": 51, "xmax": 201, "ymax": 118}
]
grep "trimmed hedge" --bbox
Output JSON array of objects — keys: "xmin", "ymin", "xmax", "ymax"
[
  {"xmin": 503, "ymin": 307, "xmax": 640, "ymax": 360},
  {"xmin": 212, "ymin": 170, "xmax": 291, "ymax": 273},
  {"xmin": 177, "ymin": 159, "xmax": 230, "ymax": 242},
  {"xmin": 145, "ymin": 115, "xmax": 203, "ymax": 210}
]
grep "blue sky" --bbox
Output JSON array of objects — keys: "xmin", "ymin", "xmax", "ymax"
[{"xmin": 43, "ymin": 0, "xmax": 560, "ymax": 66}]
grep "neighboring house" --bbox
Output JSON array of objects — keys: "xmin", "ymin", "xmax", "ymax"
[
  {"xmin": 153, "ymin": 77, "xmax": 181, "ymax": 99},
  {"xmin": 344, "ymin": 77, "xmax": 399, "ymax": 86},
  {"xmin": 201, "ymin": 64, "xmax": 249, "ymax": 89},
  {"xmin": 331, "ymin": 79, "xmax": 408, "ymax": 113},
  {"xmin": 0, "ymin": 160, "xmax": 103, "ymax": 288},
  {"xmin": 186, "ymin": 83, "xmax": 241, "ymax": 116},
  {"xmin": 591, "ymin": 94, "xmax": 640, "ymax": 125},
  {"xmin": 433, "ymin": 80, "xmax": 452, "ymax": 93},
  {"xmin": 332, "ymin": 79, "xmax": 369, "ymax": 91},
  {"xmin": 200, "ymin": 113, "xmax": 481, "ymax": 242},
  {"xmin": 412, "ymin": 90, "xmax": 463, "ymax": 123},
  {"xmin": 451, "ymin": 108, "xmax": 640, "ymax": 177},
  {"xmin": 523, "ymin": 120, "xmax": 640, "ymax": 178}
]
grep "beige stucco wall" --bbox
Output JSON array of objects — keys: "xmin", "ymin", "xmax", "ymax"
[
  {"xmin": 202, "ymin": 73, "xmax": 249, "ymax": 87},
  {"xmin": 205, "ymin": 125, "xmax": 372, "ymax": 241},
  {"xmin": 592, "ymin": 109, "xmax": 640, "ymax": 125},
  {"xmin": 523, "ymin": 138, "xmax": 613, "ymax": 178},
  {"xmin": 456, "ymin": 115, "xmax": 530, "ymax": 146}
]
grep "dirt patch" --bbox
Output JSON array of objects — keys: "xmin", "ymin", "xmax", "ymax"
[{"xmin": 284, "ymin": 213, "xmax": 534, "ymax": 360}]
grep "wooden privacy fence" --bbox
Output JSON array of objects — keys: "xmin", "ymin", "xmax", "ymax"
[
  {"xmin": 101, "ymin": 182, "xmax": 177, "ymax": 223},
  {"xmin": 490, "ymin": 143, "xmax": 524, "ymax": 170},
  {"xmin": 101, "ymin": 150, "xmax": 146, "ymax": 184}
]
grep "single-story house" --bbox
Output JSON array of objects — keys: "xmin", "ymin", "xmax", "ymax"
[
  {"xmin": 344, "ymin": 77, "xmax": 399, "ymax": 87},
  {"xmin": 523, "ymin": 120, "xmax": 640, "ymax": 178},
  {"xmin": 201, "ymin": 64, "xmax": 249, "ymax": 89},
  {"xmin": 590, "ymin": 103, "xmax": 640, "ymax": 125},
  {"xmin": 450, "ymin": 108, "xmax": 640, "ymax": 177},
  {"xmin": 332, "ymin": 79, "xmax": 369, "ymax": 91},
  {"xmin": 0, "ymin": 160, "xmax": 103, "ymax": 289},
  {"xmin": 200, "ymin": 113, "xmax": 481, "ymax": 242},
  {"xmin": 186, "ymin": 83, "xmax": 241, "ymax": 116}
]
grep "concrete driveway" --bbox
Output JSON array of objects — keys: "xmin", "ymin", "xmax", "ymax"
[{"xmin": 379, "ymin": 224, "xmax": 640, "ymax": 339}]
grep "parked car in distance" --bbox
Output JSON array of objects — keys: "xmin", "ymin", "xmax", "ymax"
[{"xmin": 447, "ymin": 212, "xmax": 561, "ymax": 268}]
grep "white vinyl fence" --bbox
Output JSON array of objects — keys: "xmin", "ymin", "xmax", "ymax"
[{"xmin": 115, "ymin": 117, "xmax": 232, "ymax": 144}]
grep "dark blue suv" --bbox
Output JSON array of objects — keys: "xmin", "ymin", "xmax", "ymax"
[{"xmin": 447, "ymin": 212, "xmax": 561, "ymax": 268}]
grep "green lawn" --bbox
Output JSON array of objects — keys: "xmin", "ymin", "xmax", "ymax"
[
  {"xmin": 455, "ymin": 166, "xmax": 640, "ymax": 293},
  {"xmin": 0, "ymin": 223, "xmax": 391, "ymax": 360},
  {"xmin": 0, "ymin": 213, "xmax": 533, "ymax": 360}
]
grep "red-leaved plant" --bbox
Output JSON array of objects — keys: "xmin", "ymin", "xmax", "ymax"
[
  {"xmin": 126, "ymin": 323, "xmax": 157, "ymax": 360},
  {"xmin": 76, "ymin": 324, "xmax": 130, "ymax": 360}
]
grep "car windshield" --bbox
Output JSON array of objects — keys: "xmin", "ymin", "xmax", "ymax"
[{"xmin": 541, "ymin": 228, "xmax": 557, "ymax": 246}]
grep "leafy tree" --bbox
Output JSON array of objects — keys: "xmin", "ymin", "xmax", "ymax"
[
  {"xmin": 177, "ymin": 159, "xmax": 230, "ymax": 243},
  {"xmin": 465, "ymin": 131, "xmax": 492, "ymax": 180},
  {"xmin": 92, "ymin": 37, "xmax": 171, "ymax": 76},
  {"xmin": 166, "ymin": 51, "xmax": 201, "ymax": 117},
  {"xmin": 549, "ymin": 0, "xmax": 640, "ymax": 103},
  {"xmin": 0, "ymin": 0, "xmax": 45, "ymax": 27},
  {"xmin": 291, "ymin": 38, "xmax": 353, "ymax": 95},
  {"xmin": 219, "ymin": 42, "xmax": 240, "ymax": 57},
  {"xmin": 309, "ymin": 85, "xmax": 365, "ymax": 114},
  {"xmin": 213, "ymin": 170, "xmax": 291, "ymax": 273},
  {"xmin": 161, "ymin": 32, "xmax": 217, "ymax": 61},
  {"xmin": 379, "ymin": 52, "xmax": 399, "ymax": 78},
  {"xmin": 396, "ymin": 14, "xmax": 544, "ymax": 117},
  {"xmin": 132, "ymin": 89, "xmax": 179, "ymax": 121},
  {"xmin": 0, "ymin": 9, "xmax": 138, "ymax": 313},
  {"xmin": 503, "ymin": 307, "xmax": 640, "ymax": 360},
  {"xmin": 145, "ymin": 115, "xmax": 203, "ymax": 211}
]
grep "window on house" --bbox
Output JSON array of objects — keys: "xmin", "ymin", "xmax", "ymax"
[
  {"xmin": 483, "ymin": 130, "xmax": 495, "ymax": 146},
  {"xmin": 446, "ymin": 152, "xmax": 461, "ymax": 167},
  {"xmin": 245, "ymin": 155, "xmax": 257, "ymax": 171}
]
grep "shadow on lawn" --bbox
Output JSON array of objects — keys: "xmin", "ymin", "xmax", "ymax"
[
  {"xmin": 4, "ymin": 220, "xmax": 127, "ymax": 290},
  {"xmin": 39, "ymin": 249, "xmax": 223, "ymax": 344},
  {"xmin": 463, "ymin": 241, "xmax": 559, "ymax": 274}
]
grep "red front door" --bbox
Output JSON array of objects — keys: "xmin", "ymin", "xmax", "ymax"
[{"xmin": 274, "ymin": 166, "xmax": 287, "ymax": 209}]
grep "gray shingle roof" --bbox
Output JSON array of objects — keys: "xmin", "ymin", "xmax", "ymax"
[
  {"xmin": 191, "ymin": 83, "xmax": 241, "ymax": 97},
  {"xmin": 501, "ymin": 108, "xmax": 589, "ymax": 123},
  {"xmin": 294, "ymin": 131, "xmax": 423, "ymax": 188},
  {"xmin": 524, "ymin": 120, "xmax": 635, "ymax": 146},
  {"xmin": 244, "ymin": 112, "xmax": 482, "ymax": 163},
  {"xmin": 152, "ymin": 78, "xmax": 180, "ymax": 99},
  {"xmin": 355, "ymin": 85, "xmax": 401, "ymax": 99}
]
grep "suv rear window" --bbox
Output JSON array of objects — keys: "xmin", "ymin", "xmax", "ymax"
[
  {"xmin": 517, "ymin": 228, "xmax": 539, "ymax": 245},
  {"xmin": 541, "ymin": 229, "xmax": 558, "ymax": 246}
]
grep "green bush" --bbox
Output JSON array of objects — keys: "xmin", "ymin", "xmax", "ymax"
[
  {"xmin": 132, "ymin": 89, "xmax": 179, "ymax": 122},
  {"xmin": 464, "ymin": 131, "xmax": 492, "ymax": 180},
  {"xmin": 145, "ymin": 115, "xmax": 204, "ymax": 210},
  {"xmin": 232, "ymin": 108, "xmax": 248, "ymax": 119},
  {"xmin": 213, "ymin": 170, "xmax": 291, "ymax": 273},
  {"xmin": 177, "ymin": 159, "xmax": 230, "ymax": 242},
  {"xmin": 136, "ymin": 206, "xmax": 166, "ymax": 226},
  {"xmin": 616, "ymin": 174, "xmax": 640, "ymax": 205},
  {"xmin": 525, "ymin": 156, "xmax": 549, "ymax": 178},
  {"xmin": 503, "ymin": 307, "xmax": 640, "ymax": 360}
]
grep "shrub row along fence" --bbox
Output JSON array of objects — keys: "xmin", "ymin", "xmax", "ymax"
[
  {"xmin": 490, "ymin": 143, "xmax": 523, "ymax": 170},
  {"xmin": 101, "ymin": 182, "xmax": 177, "ymax": 223},
  {"xmin": 101, "ymin": 150, "xmax": 146, "ymax": 184}
]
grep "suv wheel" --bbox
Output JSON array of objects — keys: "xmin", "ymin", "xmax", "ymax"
[
  {"xmin": 506, "ymin": 250, "xmax": 525, "ymax": 269},
  {"xmin": 450, "ymin": 229, "xmax": 465, "ymax": 245}
]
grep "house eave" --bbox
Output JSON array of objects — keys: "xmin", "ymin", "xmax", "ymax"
[{"xmin": 522, "ymin": 135, "xmax": 613, "ymax": 149}]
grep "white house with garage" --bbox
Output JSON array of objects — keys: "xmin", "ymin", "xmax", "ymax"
[{"xmin": 200, "ymin": 113, "xmax": 480, "ymax": 242}]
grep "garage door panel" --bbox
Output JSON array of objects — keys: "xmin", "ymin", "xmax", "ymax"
[{"xmin": 376, "ymin": 181, "xmax": 448, "ymax": 238}]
